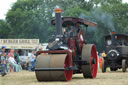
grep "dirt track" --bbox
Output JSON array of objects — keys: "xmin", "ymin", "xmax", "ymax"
[{"xmin": 0, "ymin": 69, "xmax": 128, "ymax": 85}]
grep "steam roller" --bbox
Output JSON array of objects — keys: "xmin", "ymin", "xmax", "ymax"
[{"xmin": 35, "ymin": 8, "xmax": 98, "ymax": 81}]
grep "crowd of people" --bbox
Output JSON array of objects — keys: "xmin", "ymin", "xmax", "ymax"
[{"xmin": 0, "ymin": 46, "xmax": 36, "ymax": 77}]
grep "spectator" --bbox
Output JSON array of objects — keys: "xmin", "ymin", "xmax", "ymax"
[
  {"xmin": 0, "ymin": 46, "xmax": 8, "ymax": 76},
  {"xmin": 25, "ymin": 55, "xmax": 30, "ymax": 70},
  {"xmin": 8, "ymin": 49, "xmax": 22, "ymax": 72},
  {"xmin": 39, "ymin": 48, "xmax": 42, "ymax": 51},
  {"xmin": 98, "ymin": 54, "xmax": 102, "ymax": 68},
  {"xmin": 14, "ymin": 50, "xmax": 20, "ymax": 64},
  {"xmin": 102, "ymin": 51, "xmax": 106, "ymax": 58},
  {"xmin": 28, "ymin": 50, "xmax": 36, "ymax": 71}
]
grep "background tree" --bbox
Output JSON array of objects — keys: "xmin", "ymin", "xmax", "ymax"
[
  {"xmin": 0, "ymin": 20, "xmax": 10, "ymax": 38},
  {"xmin": 0, "ymin": 0, "xmax": 128, "ymax": 52}
]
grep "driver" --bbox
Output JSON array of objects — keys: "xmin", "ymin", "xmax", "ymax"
[
  {"xmin": 64, "ymin": 25, "xmax": 73, "ymax": 37},
  {"xmin": 74, "ymin": 23, "xmax": 80, "ymax": 33}
]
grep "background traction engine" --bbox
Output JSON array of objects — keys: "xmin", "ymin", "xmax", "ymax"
[
  {"xmin": 102, "ymin": 33, "xmax": 128, "ymax": 72},
  {"xmin": 35, "ymin": 8, "xmax": 98, "ymax": 81}
]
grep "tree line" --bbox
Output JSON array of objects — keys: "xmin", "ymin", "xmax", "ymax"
[{"xmin": 0, "ymin": 0, "xmax": 128, "ymax": 52}]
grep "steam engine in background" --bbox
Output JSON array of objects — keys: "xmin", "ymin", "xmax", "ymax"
[{"xmin": 102, "ymin": 33, "xmax": 128, "ymax": 72}]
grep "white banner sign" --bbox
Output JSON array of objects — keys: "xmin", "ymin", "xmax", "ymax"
[{"xmin": 0, "ymin": 39, "xmax": 39, "ymax": 49}]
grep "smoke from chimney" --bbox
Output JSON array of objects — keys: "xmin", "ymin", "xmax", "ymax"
[{"xmin": 91, "ymin": 8, "xmax": 116, "ymax": 32}]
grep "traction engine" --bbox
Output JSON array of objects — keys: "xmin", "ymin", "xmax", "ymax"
[{"xmin": 35, "ymin": 8, "xmax": 98, "ymax": 81}]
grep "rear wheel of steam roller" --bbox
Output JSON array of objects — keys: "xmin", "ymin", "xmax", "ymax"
[
  {"xmin": 81, "ymin": 44, "xmax": 98, "ymax": 78},
  {"xmin": 122, "ymin": 59, "xmax": 127, "ymax": 72},
  {"xmin": 102, "ymin": 59, "xmax": 106, "ymax": 73},
  {"xmin": 35, "ymin": 54, "xmax": 73, "ymax": 81}
]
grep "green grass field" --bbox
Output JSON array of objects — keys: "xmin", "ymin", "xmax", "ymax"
[{"xmin": 0, "ymin": 69, "xmax": 128, "ymax": 85}]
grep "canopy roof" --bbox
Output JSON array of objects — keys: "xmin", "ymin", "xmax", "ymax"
[
  {"xmin": 105, "ymin": 33, "xmax": 128, "ymax": 40},
  {"xmin": 51, "ymin": 17, "xmax": 96, "ymax": 27}
]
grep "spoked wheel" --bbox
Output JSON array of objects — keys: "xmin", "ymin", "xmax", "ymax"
[
  {"xmin": 102, "ymin": 59, "xmax": 106, "ymax": 73},
  {"xmin": 35, "ymin": 54, "xmax": 73, "ymax": 81},
  {"xmin": 81, "ymin": 44, "xmax": 98, "ymax": 78},
  {"xmin": 122, "ymin": 59, "xmax": 127, "ymax": 72}
]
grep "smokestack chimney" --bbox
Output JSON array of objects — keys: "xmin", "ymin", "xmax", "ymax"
[{"xmin": 54, "ymin": 8, "xmax": 62, "ymax": 36}]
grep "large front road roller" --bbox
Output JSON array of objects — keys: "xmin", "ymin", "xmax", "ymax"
[
  {"xmin": 35, "ymin": 50, "xmax": 73, "ymax": 81},
  {"xmin": 35, "ymin": 8, "xmax": 98, "ymax": 81}
]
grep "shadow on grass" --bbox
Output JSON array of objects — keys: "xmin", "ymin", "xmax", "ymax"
[{"xmin": 33, "ymin": 76, "xmax": 85, "ymax": 82}]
